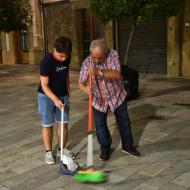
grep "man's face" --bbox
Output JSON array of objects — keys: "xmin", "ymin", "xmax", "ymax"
[
  {"xmin": 91, "ymin": 48, "xmax": 106, "ymax": 65},
  {"xmin": 53, "ymin": 49, "xmax": 68, "ymax": 62}
]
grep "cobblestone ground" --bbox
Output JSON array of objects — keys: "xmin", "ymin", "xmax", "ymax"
[{"xmin": 0, "ymin": 64, "xmax": 190, "ymax": 190}]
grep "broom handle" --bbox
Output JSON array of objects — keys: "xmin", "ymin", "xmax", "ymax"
[
  {"xmin": 87, "ymin": 74, "xmax": 93, "ymax": 167},
  {"xmin": 88, "ymin": 74, "xmax": 93, "ymax": 132},
  {"xmin": 61, "ymin": 106, "xmax": 64, "ymax": 161}
]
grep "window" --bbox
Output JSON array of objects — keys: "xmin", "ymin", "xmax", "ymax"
[{"xmin": 19, "ymin": 30, "xmax": 29, "ymax": 52}]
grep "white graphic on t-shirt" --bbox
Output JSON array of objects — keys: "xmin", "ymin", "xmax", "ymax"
[{"xmin": 56, "ymin": 66, "xmax": 67, "ymax": 72}]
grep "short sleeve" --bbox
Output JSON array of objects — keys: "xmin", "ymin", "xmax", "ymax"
[
  {"xmin": 66, "ymin": 54, "xmax": 71, "ymax": 68},
  {"xmin": 40, "ymin": 54, "xmax": 52, "ymax": 76},
  {"xmin": 79, "ymin": 57, "xmax": 90, "ymax": 83}
]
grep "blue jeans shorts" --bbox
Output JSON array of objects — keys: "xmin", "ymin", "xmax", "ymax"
[{"xmin": 38, "ymin": 93, "xmax": 69, "ymax": 127}]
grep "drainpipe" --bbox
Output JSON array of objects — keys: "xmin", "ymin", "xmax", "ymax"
[
  {"xmin": 113, "ymin": 20, "xmax": 119, "ymax": 51},
  {"xmin": 39, "ymin": 0, "xmax": 48, "ymax": 55}
]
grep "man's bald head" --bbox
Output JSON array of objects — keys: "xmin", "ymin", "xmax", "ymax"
[
  {"xmin": 90, "ymin": 39, "xmax": 108, "ymax": 55},
  {"xmin": 90, "ymin": 39, "xmax": 108, "ymax": 64}
]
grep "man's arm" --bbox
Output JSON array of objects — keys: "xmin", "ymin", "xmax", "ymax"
[
  {"xmin": 89, "ymin": 67, "xmax": 121, "ymax": 79},
  {"xmin": 40, "ymin": 76, "xmax": 63, "ymax": 109},
  {"xmin": 78, "ymin": 81, "xmax": 90, "ymax": 95},
  {"xmin": 101, "ymin": 69, "xmax": 121, "ymax": 79},
  {"xmin": 66, "ymin": 72, "xmax": 71, "ymax": 96}
]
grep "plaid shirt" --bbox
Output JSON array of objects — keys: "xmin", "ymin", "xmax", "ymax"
[{"xmin": 79, "ymin": 49, "xmax": 127, "ymax": 113}]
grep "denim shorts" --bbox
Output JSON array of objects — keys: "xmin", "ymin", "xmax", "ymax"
[{"xmin": 38, "ymin": 93, "xmax": 69, "ymax": 127}]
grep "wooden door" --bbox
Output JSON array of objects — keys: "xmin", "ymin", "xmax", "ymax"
[{"xmin": 18, "ymin": 30, "xmax": 29, "ymax": 64}]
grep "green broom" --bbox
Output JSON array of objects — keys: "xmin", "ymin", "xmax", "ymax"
[{"xmin": 75, "ymin": 74, "xmax": 107, "ymax": 183}]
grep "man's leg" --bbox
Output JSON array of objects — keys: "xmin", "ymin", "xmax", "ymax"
[
  {"xmin": 93, "ymin": 107, "xmax": 112, "ymax": 160},
  {"xmin": 42, "ymin": 126, "xmax": 53, "ymax": 151},
  {"xmin": 42, "ymin": 126, "xmax": 55, "ymax": 164},
  {"xmin": 114, "ymin": 99, "xmax": 140, "ymax": 157},
  {"xmin": 114, "ymin": 99, "xmax": 134, "ymax": 150},
  {"xmin": 38, "ymin": 93, "xmax": 55, "ymax": 164}
]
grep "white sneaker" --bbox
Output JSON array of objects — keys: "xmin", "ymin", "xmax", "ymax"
[
  {"xmin": 57, "ymin": 148, "xmax": 76, "ymax": 159},
  {"xmin": 45, "ymin": 151, "xmax": 55, "ymax": 165}
]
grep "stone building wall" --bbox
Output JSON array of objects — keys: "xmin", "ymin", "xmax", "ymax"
[
  {"xmin": 182, "ymin": 0, "xmax": 190, "ymax": 77},
  {"xmin": 167, "ymin": 0, "xmax": 190, "ymax": 77}
]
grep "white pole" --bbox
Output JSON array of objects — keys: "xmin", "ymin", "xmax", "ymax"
[
  {"xmin": 5, "ymin": 33, "xmax": 10, "ymax": 51},
  {"xmin": 60, "ymin": 106, "xmax": 64, "ymax": 161},
  {"xmin": 87, "ymin": 134, "xmax": 93, "ymax": 167}
]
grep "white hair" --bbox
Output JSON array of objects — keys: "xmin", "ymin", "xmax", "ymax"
[{"xmin": 90, "ymin": 39, "xmax": 108, "ymax": 54}]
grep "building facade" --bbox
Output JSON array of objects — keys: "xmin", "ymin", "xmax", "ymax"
[{"xmin": 0, "ymin": 0, "xmax": 189, "ymax": 77}]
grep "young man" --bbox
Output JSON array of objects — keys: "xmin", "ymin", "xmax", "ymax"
[
  {"xmin": 79, "ymin": 39, "xmax": 141, "ymax": 161},
  {"xmin": 38, "ymin": 36, "xmax": 74, "ymax": 164}
]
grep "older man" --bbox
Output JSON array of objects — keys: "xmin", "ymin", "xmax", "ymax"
[{"xmin": 78, "ymin": 39, "xmax": 140, "ymax": 161}]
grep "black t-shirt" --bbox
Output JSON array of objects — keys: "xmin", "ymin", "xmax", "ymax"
[{"xmin": 38, "ymin": 53, "xmax": 70, "ymax": 97}]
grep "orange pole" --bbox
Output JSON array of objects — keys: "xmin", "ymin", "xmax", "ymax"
[{"xmin": 88, "ymin": 74, "xmax": 93, "ymax": 132}]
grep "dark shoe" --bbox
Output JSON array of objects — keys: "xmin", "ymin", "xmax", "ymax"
[
  {"xmin": 100, "ymin": 150, "xmax": 110, "ymax": 161},
  {"xmin": 122, "ymin": 147, "xmax": 141, "ymax": 157}
]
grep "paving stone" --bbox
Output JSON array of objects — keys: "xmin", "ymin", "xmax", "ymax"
[
  {"xmin": 65, "ymin": 182, "xmax": 96, "ymax": 190},
  {"xmin": 11, "ymin": 159, "xmax": 44, "ymax": 174},
  {"xmin": 2, "ymin": 174, "xmax": 32, "ymax": 189},
  {"xmin": 127, "ymin": 172, "xmax": 150, "ymax": 182},
  {"xmin": 139, "ymin": 126, "xmax": 169, "ymax": 145},
  {"xmin": 13, "ymin": 135, "xmax": 42, "ymax": 148},
  {"xmin": 159, "ymin": 183, "xmax": 186, "ymax": 190},
  {"xmin": 0, "ymin": 147, "xmax": 27, "ymax": 162},
  {"xmin": 145, "ymin": 174, "xmax": 178, "ymax": 188},
  {"xmin": 89, "ymin": 186, "xmax": 108, "ymax": 190},
  {"xmin": 109, "ymin": 178, "xmax": 146, "ymax": 190},
  {"xmin": 138, "ymin": 162, "xmax": 171, "ymax": 177},
  {"xmin": 0, "ymin": 171, "xmax": 17, "ymax": 182},
  {"xmin": 108, "ymin": 155, "xmax": 139, "ymax": 167},
  {"xmin": 19, "ymin": 145, "xmax": 44, "ymax": 156},
  {"xmin": 161, "ymin": 150, "xmax": 190, "ymax": 162},
  {"xmin": 107, "ymin": 173, "xmax": 126, "ymax": 184},
  {"xmin": 112, "ymin": 164, "xmax": 148, "ymax": 178},
  {"xmin": 35, "ymin": 176, "xmax": 72, "ymax": 190},
  {"xmin": 0, "ymin": 161, "xmax": 23, "ymax": 172},
  {"xmin": 0, "ymin": 145, "xmax": 15, "ymax": 154},
  {"xmin": 0, "ymin": 129, "xmax": 38, "ymax": 147},
  {"xmin": 0, "ymin": 155, "xmax": 23, "ymax": 166},
  {"xmin": 12, "ymin": 178, "xmax": 46, "ymax": 190},
  {"xmin": 37, "ymin": 167, "xmax": 60, "ymax": 182},
  {"xmin": 162, "ymin": 160, "xmax": 190, "ymax": 175},
  {"xmin": 0, "ymin": 187, "xmax": 10, "ymax": 190},
  {"xmin": 137, "ymin": 151, "xmax": 173, "ymax": 165},
  {"xmin": 1, "ymin": 165, "xmax": 54, "ymax": 189},
  {"xmin": 133, "ymin": 183, "xmax": 158, "ymax": 190},
  {"xmin": 172, "ymin": 172, "xmax": 190, "ymax": 188}
]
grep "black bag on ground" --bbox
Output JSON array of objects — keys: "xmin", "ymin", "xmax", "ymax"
[{"xmin": 121, "ymin": 65, "xmax": 139, "ymax": 101}]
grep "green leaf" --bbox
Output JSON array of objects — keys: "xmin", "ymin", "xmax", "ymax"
[
  {"xmin": 88, "ymin": 0, "xmax": 183, "ymax": 24},
  {"xmin": 0, "ymin": 0, "xmax": 33, "ymax": 32}
]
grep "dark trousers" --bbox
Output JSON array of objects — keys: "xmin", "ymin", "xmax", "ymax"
[{"xmin": 93, "ymin": 98, "xmax": 134, "ymax": 152}]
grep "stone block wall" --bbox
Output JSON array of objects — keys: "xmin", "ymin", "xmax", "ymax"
[{"xmin": 182, "ymin": 0, "xmax": 190, "ymax": 77}]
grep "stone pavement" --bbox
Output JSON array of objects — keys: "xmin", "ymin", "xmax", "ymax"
[{"xmin": 0, "ymin": 64, "xmax": 190, "ymax": 190}]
